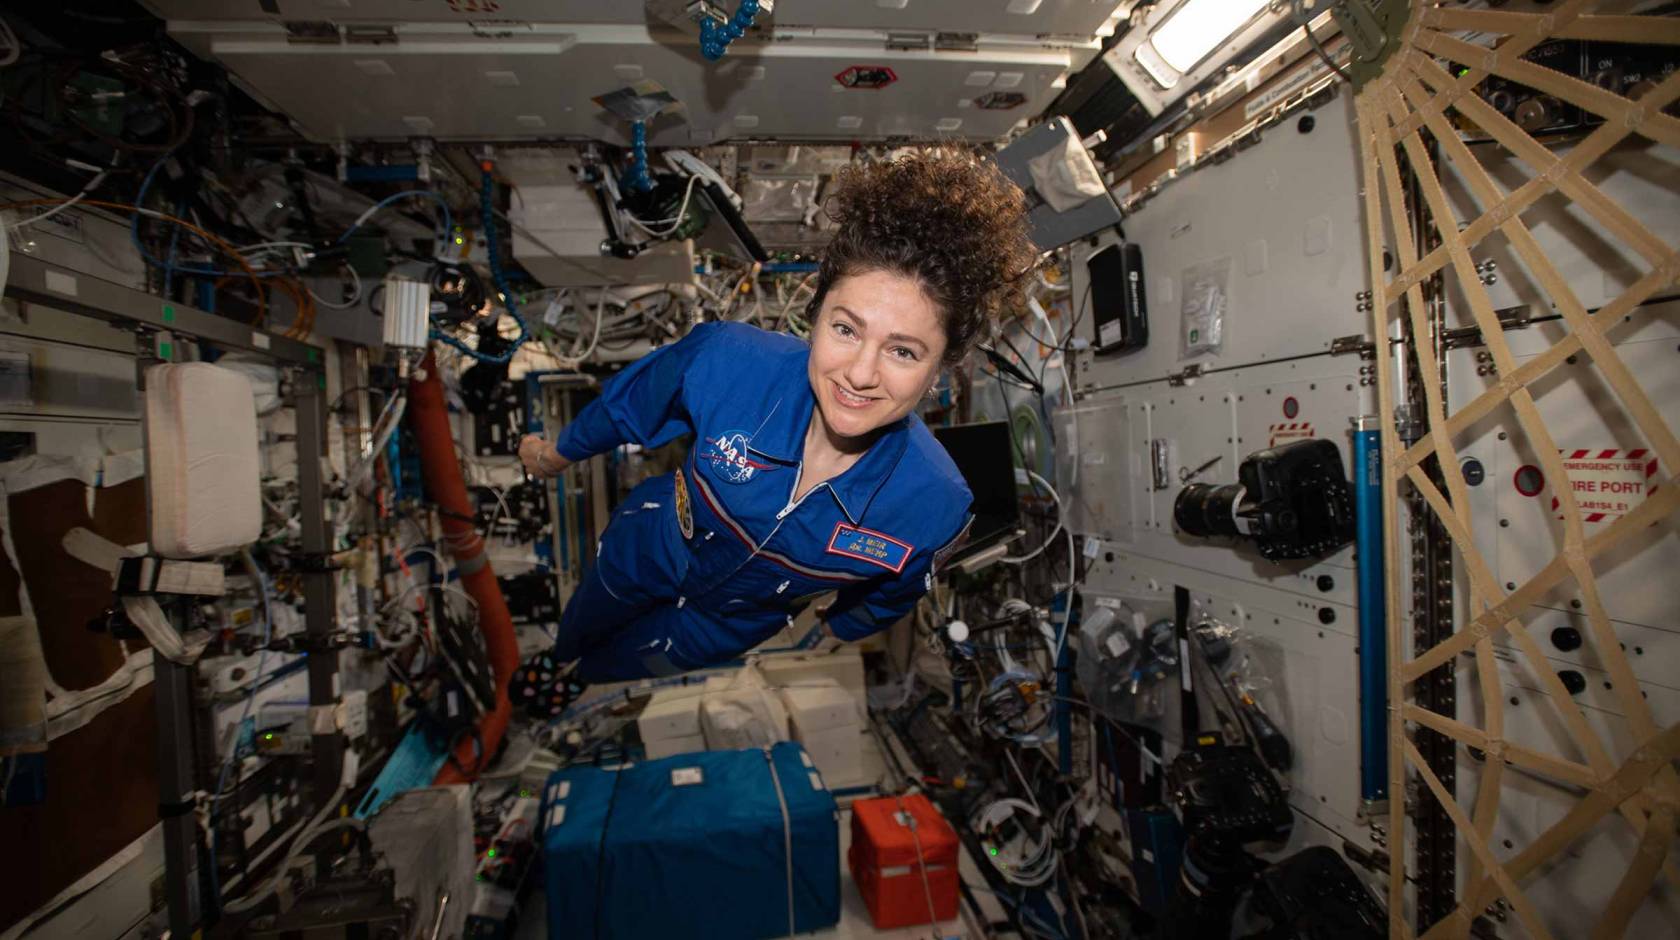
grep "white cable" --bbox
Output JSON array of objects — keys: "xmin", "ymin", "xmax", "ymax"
[
  {"xmin": 6, "ymin": 169, "xmax": 111, "ymax": 232},
  {"xmin": 237, "ymin": 240, "xmax": 315, "ymax": 254},
  {"xmin": 0, "ymin": 14, "xmax": 19, "ymax": 67},
  {"xmin": 974, "ymin": 798, "xmax": 1057, "ymax": 887},
  {"xmin": 223, "ymin": 783, "xmax": 348, "ymax": 913},
  {"xmin": 308, "ymin": 265, "xmax": 362, "ymax": 310},
  {"xmin": 895, "ymin": 795, "xmax": 942, "ymax": 933},
  {"xmin": 1002, "ymin": 748, "xmax": 1042, "ymax": 812},
  {"xmin": 626, "ymin": 173, "xmax": 701, "ymax": 238},
  {"xmin": 1001, "ymin": 470, "xmax": 1065, "ymax": 564},
  {"xmin": 566, "ymin": 288, "xmax": 609, "ymax": 364}
]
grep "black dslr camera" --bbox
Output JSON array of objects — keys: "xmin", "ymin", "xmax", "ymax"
[{"xmin": 1173, "ymin": 438, "xmax": 1356, "ymax": 561}]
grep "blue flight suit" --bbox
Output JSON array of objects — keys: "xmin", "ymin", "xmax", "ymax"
[{"xmin": 549, "ymin": 321, "xmax": 973, "ymax": 683}]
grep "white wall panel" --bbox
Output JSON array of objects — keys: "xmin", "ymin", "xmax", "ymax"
[
  {"xmin": 1080, "ymin": 549, "xmax": 1375, "ymax": 850},
  {"xmin": 160, "ymin": 22, "xmax": 1093, "ymax": 144},
  {"xmin": 143, "ymin": 0, "xmax": 1128, "ymax": 38},
  {"xmin": 1071, "ymin": 92, "xmax": 1372, "ymax": 394},
  {"xmin": 1062, "ymin": 355, "xmax": 1374, "ymax": 616}
]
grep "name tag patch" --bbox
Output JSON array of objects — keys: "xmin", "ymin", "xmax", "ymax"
[{"xmin": 826, "ymin": 523, "xmax": 913, "ymax": 574}]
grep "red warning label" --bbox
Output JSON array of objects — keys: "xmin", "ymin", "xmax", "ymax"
[
  {"xmin": 1549, "ymin": 448, "xmax": 1659, "ymax": 523},
  {"xmin": 1269, "ymin": 421, "xmax": 1314, "ymax": 447},
  {"xmin": 835, "ymin": 65, "xmax": 897, "ymax": 89}
]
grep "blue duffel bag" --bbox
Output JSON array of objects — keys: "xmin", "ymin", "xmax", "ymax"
[{"xmin": 540, "ymin": 741, "xmax": 840, "ymax": 938}]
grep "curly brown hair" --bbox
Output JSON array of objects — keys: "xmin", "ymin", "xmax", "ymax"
[{"xmin": 809, "ymin": 148, "xmax": 1037, "ymax": 366}]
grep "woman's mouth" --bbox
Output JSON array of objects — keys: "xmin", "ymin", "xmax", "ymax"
[{"xmin": 831, "ymin": 381, "xmax": 877, "ymax": 410}]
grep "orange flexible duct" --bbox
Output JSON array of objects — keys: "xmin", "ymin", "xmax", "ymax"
[{"xmin": 408, "ymin": 350, "xmax": 519, "ymax": 783}]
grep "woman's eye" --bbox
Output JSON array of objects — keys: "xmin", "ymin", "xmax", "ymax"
[
  {"xmin": 890, "ymin": 346, "xmax": 917, "ymax": 361},
  {"xmin": 834, "ymin": 322, "xmax": 855, "ymax": 338}
]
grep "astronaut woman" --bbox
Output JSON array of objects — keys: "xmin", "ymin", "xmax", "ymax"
[{"xmin": 512, "ymin": 149, "xmax": 1037, "ymax": 715}]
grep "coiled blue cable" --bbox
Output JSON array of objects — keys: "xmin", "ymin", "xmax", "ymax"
[
  {"xmin": 623, "ymin": 121, "xmax": 654, "ymax": 193},
  {"xmin": 699, "ymin": 0, "xmax": 760, "ymax": 61},
  {"xmin": 429, "ymin": 162, "xmax": 527, "ymax": 363}
]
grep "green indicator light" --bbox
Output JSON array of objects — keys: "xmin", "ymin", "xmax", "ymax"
[
  {"xmin": 161, "ymin": 304, "xmax": 176, "ymax": 323},
  {"xmin": 455, "ymin": 236, "xmax": 465, "ymax": 245},
  {"xmin": 487, "ymin": 848, "xmax": 497, "ymax": 858},
  {"xmin": 158, "ymin": 341, "xmax": 173, "ymax": 360},
  {"xmin": 264, "ymin": 733, "xmax": 274, "ymax": 740},
  {"xmin": 317, "ymin": 374, "xmax": 327, "ymax": 390},
  {"xmin": 988, "ymin": 847, "xmax": 998, "ymax": 857},
  {"xmin": 307, "ymin": 348, "xmax": 320, "ymax": 362}
]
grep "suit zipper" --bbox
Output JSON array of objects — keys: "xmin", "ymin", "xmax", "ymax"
[{"xmin": 699, "ymin": 464, "xmax": 826, "ymax": 597}]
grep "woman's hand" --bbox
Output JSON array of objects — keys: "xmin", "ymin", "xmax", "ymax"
[{"xmin": 518, "ymin": 434, "xmax": 571, "ymax": 479}]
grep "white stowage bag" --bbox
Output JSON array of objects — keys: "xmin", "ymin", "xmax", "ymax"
[
  {"xmin": 699, "ymin": 660, "xmax": 789, "ymax": 750},
  {"xmin": 145, "ymin": 362, "xmax": 262, "ymax": 558},
  {"xmin": 1026, "ymin": 130, "xmax": 1107, "ymax": 213}
]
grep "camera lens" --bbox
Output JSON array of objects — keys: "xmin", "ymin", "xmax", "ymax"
[{"xmin": 1174, "ymin": 483, "xmax": 1244, "ymax": 538}]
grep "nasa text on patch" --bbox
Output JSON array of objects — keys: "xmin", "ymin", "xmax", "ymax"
[{"xmin": 825, "ymin": 523, "xmax": 913, "ymax": 574}]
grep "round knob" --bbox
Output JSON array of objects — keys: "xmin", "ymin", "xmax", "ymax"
[
  {"xmin": 1316, "ymin": 575, "xmax": 1335, "ymax": 593},
  {"xmin": 947, "ymin": 620, "xmax": 970, "ymax": 644},
  {"xmin": 1558, "ymin": 669, "xmax": 1586, "ymax": 696},
  {"xmin": 1551, "ymin": 626, "xmax": 1583, "ymax": 652},
  {"xmin": 1318, "ymin": 607, "xmax": 1337, "ymax": 625}
]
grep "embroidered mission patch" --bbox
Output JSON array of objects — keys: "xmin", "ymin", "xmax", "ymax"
[
  {"xmin": 825, "ymin": 522, "xmax": 913, "ymax": 574},
  {"xmin": 674, "ymin": 467, "xmax": 694, "ymax": 539},
  {"xmin": 699, "ymin": 429, "xmax": 770, "ymax": 484}
]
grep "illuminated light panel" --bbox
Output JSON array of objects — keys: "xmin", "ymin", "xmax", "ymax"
[{"xmin": 1149, "ymin": 0, "xmax": 1270, "ymax": 73}]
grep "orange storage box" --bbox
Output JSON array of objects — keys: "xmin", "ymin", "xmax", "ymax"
[{"xmin": 848, "ymin": 794, "xmax": 961, "ymax": 928}]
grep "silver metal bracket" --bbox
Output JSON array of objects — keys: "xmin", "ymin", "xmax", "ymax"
[
  {"xmin": 1331, "ymin": 334, "xmax": 1376, "ymax": 358},
  {"xmin": 886, "ymin": 31, "xmax": 931, "ymax": 51},
  {"xmin": 1441, "ymin": 305, "xmax": 1532, "ymax": 350},
  {"xmin": 1166, "ymin": 363, "xmax": 1203, "ymax": 387}
]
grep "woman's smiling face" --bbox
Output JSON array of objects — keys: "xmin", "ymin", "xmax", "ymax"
[{"xmin": 806, "ymin": 269, "xmax": 947, "ymax": 444}]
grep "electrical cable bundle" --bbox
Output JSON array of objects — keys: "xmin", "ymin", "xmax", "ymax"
[
  {"xmin": 974, "ymin": 797, "xmax": 1058, "ymax": 888},
  {"xmin": 429, "ymin": 162, "xmax": 528, "ymax": 363},
  {"xmin": 975, "ymin": 668, "xmax": 1056, "ymax": 746}
]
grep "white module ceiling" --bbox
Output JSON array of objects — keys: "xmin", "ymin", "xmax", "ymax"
[
  {"xmin": 144, "ymin": 1, "xmax": 1123, "ymax": 145},
  {"xmin": 142, "ymin": 1, "xmax": 1126, "ymax": 39}
]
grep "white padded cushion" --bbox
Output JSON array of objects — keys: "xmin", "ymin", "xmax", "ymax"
[{"xmin": 145, "ymin": 362, "xmax": 262, "ymax": 558}]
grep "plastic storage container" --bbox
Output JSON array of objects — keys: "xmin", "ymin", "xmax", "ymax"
[{"xmin": 848, "ymin": 794, "xmax": 960, "ymax": 928}]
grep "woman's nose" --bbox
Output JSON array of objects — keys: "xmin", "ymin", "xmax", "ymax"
[{"xmin": 844, "ymin": 348, "xmax": 880, "ymax": 389}]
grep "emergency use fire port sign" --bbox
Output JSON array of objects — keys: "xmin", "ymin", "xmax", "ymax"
[{"xmin": 1543, "ymin": 448, "xmax": 1660, "ymax": 523}]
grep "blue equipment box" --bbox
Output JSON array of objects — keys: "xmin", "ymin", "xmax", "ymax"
[
  {"xmin": 540, "ymin": 742, "xmax": 840, "ymax": 939},
  {"xmin": 1125, "ymin": 807, "xmax": 1185, "ymax": 914}
]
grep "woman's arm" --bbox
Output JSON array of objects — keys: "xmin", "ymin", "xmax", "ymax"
[
  {"xmin": 517, "ymin": 321, "xmax": 730, "ymax": 477},
  {"xmin": 517, "ymin": 434, "xmax": 572, "ymax": 478}
]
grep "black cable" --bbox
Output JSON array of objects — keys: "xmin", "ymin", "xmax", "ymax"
[
  {"xmin": 328, "ymin": 384, "xmax": 390, "ymax": 415},
  {"xmin": 996, "ymin": 331, "xmax": 1048, "ymax": 392},
  {"xmin": 1016, "ymin": 278, "xmax": 1093, "ymax": 355},
  {"xmin": 1293, "ymin": 0, "xmax": 1351, "ymax": 84},
  {"xmin": 982, "ymin": 346, "xmax": 1043, "ymax": 394}
]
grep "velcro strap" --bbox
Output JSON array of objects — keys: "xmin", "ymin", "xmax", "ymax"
[
  {"xmin": 64, "ymin": 527, "xmax": 226, "ymax": 596},
  {"xmin": 158, "ymin": 799, "xmax": 196, "ymax": 819},
  {"xmin": 116, "ymin": 557, "xmax": 225, "ymax": 596}
]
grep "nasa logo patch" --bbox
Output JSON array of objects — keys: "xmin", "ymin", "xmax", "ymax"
[
  {"xmin": 826, "ymin": 522, "xmax": 913, "ymax": 574},
  {"xmin": 700, "ymin": 429, "xmax": 770, "ymax": 484}
]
